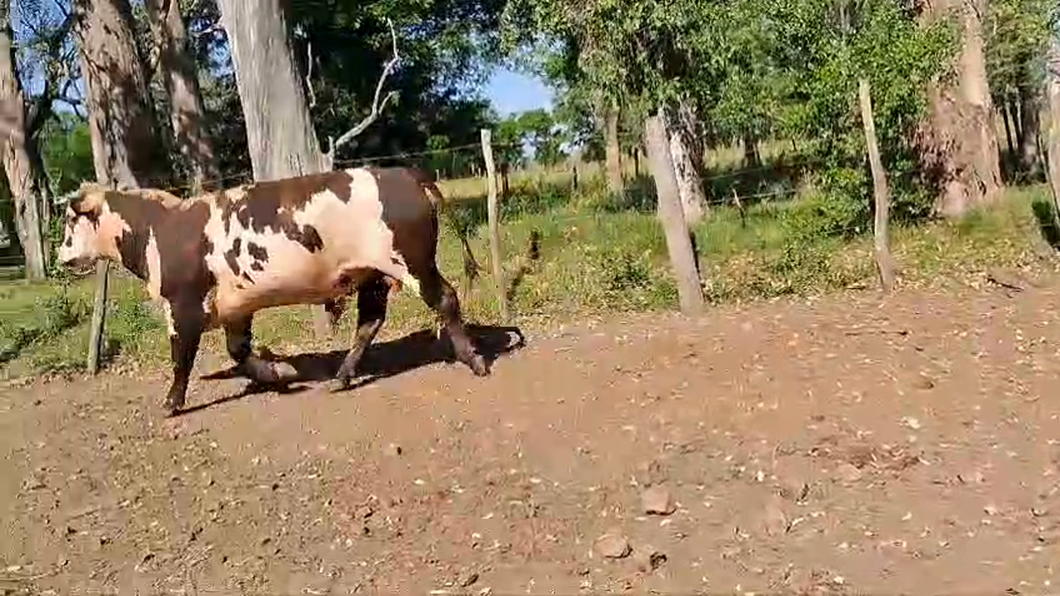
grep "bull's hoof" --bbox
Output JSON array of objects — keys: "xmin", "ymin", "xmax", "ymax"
[
  {"xmin": 327, "ymin": 377, "xmax": 353, "ymax": 393},
  {"xmin": 468, "ymin": 353, "xmax": 489, "ymax": 376},
  {"xmin": 162, "ymin": 397, "xmax": 184, "ymax": 417},
  {"xmin": 243, "ymin": 357, "xmax": 298, "ymax": 385}
]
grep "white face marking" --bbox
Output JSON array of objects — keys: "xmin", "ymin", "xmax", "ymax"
[{"xmin": 57, "ymin": 207, "xmax": 99, "ymax": 265}]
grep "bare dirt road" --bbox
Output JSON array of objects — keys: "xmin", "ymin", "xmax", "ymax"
[{"xmin": 2, "ymin": 279, "xmax": 1060, "ymax": 595}]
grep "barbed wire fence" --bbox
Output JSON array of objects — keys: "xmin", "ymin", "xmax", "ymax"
[
  {"xmin": 0, "ymin": 129, "xmax": 896, "ymax": 374},
  {"xmin": 0, "ymin": 136, "xmax": 823, "ymax": 281}
]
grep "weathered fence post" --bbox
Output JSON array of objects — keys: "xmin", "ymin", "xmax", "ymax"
[
  {"xmin": 643, "ymin": 111, "xmax": 704, "ymax": 315},
  {"xmin": 480, "ymin": 129, "xmax": 509, "ymax": 322},
  {"xmin": 1047, "ymin": 37, "xmax": 1060, "ymax": 220},
  {"xmin": 858, "ymin": 78, "xmax": 896, "ymax": 292},
  {"xmin": 87, "ymin": 260, "xmax": 109, "ymax": 373}
]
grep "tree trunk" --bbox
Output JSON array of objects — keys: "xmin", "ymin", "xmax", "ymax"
[
  {"xmin": 643, "ymin": 111, "xmax": 703, "ymax": 316},
  {"xmin": 663, "ymin": 100, "xmax": 708, "ymax": 225},
  {"xmin": 74, "ymin": 0, "xmax": 169, "ymax": 373},
  {"xmin": 859, "ymin": 79, "xmax": 895, "ymax": 292},
  {"xmin": 916, "ymin": 0, "xmax": 1002, "ymax": 217},
  {"xmin": 743, "ymin": 130, "xmax": 760, "ymax": 169},
  {"xmin": 1017, "ymin": 73, "xmax": 1042, "ymax": 175},
  {"xmin": 1046, "ymin": 34, "xmax": 1060, "ymax": 219},
  {"xmin": 216, "ymin": 0, "xmax": 332, "ymax": 337},
  {"xmin": 145, "ymin": 0, "xmax": 219, "ymax": 193},
  {"xmin": 0, "ymin": 18, "xmax": 46, "ymax": 279},
  {"xmin": 1002, "ymin": 98, "xmax": 1017, "ymax": 158},
  {"xmin": 604, "ymin": 103, "xmax": 623, "ymax": 195},
  {"xmin": 75, "ymin": 0, "xmax": 168, "ymax": 189},
  {"xmin": 216, "ymin": 0, "xmax": 328, "ymax": 182}
]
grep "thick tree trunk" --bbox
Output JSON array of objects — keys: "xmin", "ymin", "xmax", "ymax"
[
  {"xmin": 859, "ymin": 79, "xmax": 895, "ymax": 292},
  {"xmin": 75, "ymin": 0, "xmax": 167, "ymax": 189},
  {"xmin": 216, "ymin": 0, "xmax": 328, "ymax": 182},
  {"xmin": 643, "ymin": 111, "xmax": 703, "ymax": 315},
  {"xmin": 1046, "ymin": 35, "xmax": 1060, "ymax": 217},
  {"xmin": 75, "ymin": 0, "xmax": 169, "ymax": 374},
  {"xmin": 1017, "ymin": 74, "xmax": 1042, "ymax": 174},
  {"xmin": 0, "ymin": 21, "xmax": 46, "ymax": 279},
  {"xmin": 743, "ymin": 130, "xmax": 760, "ymax": 169},
  {"xmin": 916, "ymin": 0, "xmax": 1002, "ymax": 217},
  {"xmin": 145, "ymin": 0, "xmax": 219, "ymax": 193},
  {"xmin": 663, "ymin": 100, "xmax": 708, "ymax": 225},
  {"xmin": 216, "ymin": 0, "xmax": 332, "ymax": 337},
  {"xmin": 603, "ymin": 103, "xmax": 623, "ymax": 195}
]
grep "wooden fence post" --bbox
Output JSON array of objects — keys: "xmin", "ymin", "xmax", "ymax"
[
  {"xmin": 480, "ymin": 129, "xmax": 509, "ymax": 321},
  {"xmin": 1046, "ymin": 38, "xmax": 1060, "ymax": 222},
  {"xmin": 87, "ymin": 260, "xmax": 109, "ymax": 374},
  {"xmin": 643, "ymin": 111, "xmax": 704, "ymax": 315},
  {"xmin": 858, "ymin": 78, "xmax": 896, "ymax": 292}
]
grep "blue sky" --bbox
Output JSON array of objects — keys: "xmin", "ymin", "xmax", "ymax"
[{"xmin": 482, "ymin": 67, "xmax": 554, "ymax": 116}]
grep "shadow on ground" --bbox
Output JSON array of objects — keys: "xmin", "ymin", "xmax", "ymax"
[{"xmin": 183, "ymin": 324, "xmax": 527, "ymax": 415}]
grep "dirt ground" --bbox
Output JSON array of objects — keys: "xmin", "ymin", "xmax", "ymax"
[{"xmin": 3, "ymin": 276, "xmax": 1060, "ymax": 595}]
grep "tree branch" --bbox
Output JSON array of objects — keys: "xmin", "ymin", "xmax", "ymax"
[
  {"xmin": 325, "ymin": 18, "xmax": 401, "ymax": 165},
  {"xmin": 306, "ymin": 38, "xmax": 316, "ymax": 109}
]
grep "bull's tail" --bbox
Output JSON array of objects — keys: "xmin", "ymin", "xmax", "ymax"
[{"xmin": 418, "ymin": 173, "xmax": 482, "ymax": 286}]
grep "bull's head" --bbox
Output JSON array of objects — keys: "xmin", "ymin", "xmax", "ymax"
[{"xmin": 56, "ymin": 183, "xmax": 125, "ymax": 275}]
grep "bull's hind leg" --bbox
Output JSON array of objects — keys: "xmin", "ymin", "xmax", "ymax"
[
  {"xmin": 419, "ymin": 264, "xmax": 489, "ymax": 376},
  {"xmin": 329, "ymin": 274, "xmax": 390, "ymax": 392},
  {"xmin": 224, "ymin": 315, "xmax": 284, "ymax": 384}
]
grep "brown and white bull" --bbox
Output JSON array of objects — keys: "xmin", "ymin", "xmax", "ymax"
[{"xmin": 57, "ymin": 167, "xmax": 490, "ymax": 415}]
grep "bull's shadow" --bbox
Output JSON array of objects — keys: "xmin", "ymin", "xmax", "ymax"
[{"xmin": 186, "ymin": 324, "xmax": 526, "ymax": 413}]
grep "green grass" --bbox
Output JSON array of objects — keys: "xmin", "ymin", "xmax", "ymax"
[{"xmin": 1, "ymin": 174, "xmax": 1057, "ymax": 380}]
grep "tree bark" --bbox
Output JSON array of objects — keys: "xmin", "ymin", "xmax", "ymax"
[
  {"xmin": 75, "ymin": 0, "xmax": 168, "ymax": 189},
  {"xmin": 74, "ymin": 0, "xmax": 169, "ymax": 373},
  {"xmin": 1002, "ymin": 98, "xmax": 1017, "ymax": 158},
  {"xmin": 1046, "ymin": 34, "xmax": 1060, "ymax": 219},
  {"xmin": 663, "ymin": 100, "xmax": 708, "ymax": 225},
  {"xmin": 603, "ymin": 103, "xmax": 623, "ymax": 195},
  {"xmin": 0, "ymin": 18, "xmax": 46, "ymax": 279},
  {"xmin": 216, "ymin": 0, "xmax": 332, "ymax": 337},
  {"xmin": 144, "ymin": 0, "xmax": 219, "ymax": 193},
  {"xmin": 743, "ymin": 130, "xmax": 760, "ymax": 169},
  {"xmin": 1017, "ymin": 72, "xmax": 1042, "ymax": 174},
  {"xmin": 859, "ymin": 79, "xmax": 895, "ymax": 292},
  {"xmin": 644, "ymin": 111, "xmax": 703, "ymax": 315},
  {"xmin": 216, "ymin": 0, "xmax": 328, "ymax": 182},
  {"xmin": 916, "ymin": 0, "xmax": 1002, "ymax": 217}
]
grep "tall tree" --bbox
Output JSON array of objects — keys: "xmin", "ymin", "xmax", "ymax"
[
  {"xmin": 215, "ymin": 0, "xmax": 328, "ymax": 181},
  {"xmin": 917, "ymin": 0, "xmax": 1003, "ymax": 217},
  {"xmin": 74, "ymin": 0, "xmax": 171, "ymax": 374},
  {"xmin": 0, "ymin": 0, "xmax": 76, "ymax": 278},
  {"xmin": 1046, "ymin": 30, "xmax": 1060, "ymax": 208},
  {"xmin": 0, "ymin": 7, "xmax": 46, "ymax": 278},
  {"xmin": 144, "ymin": 0, "xmax": 219, "ymax": 193},
  {"xmin": 75, "ymin": 0, "xmax": 168, "ymax": 189},
  {"xmin": 215, "ymin": 0, "xmax": 398, "ymax": 335},
  {"xmin": 665, "ymin": 99, "xmax": 708, "ymax": 224},
  {"xmin": 603, "ymin": 102, "xmax": 623, "ymax": 195}
]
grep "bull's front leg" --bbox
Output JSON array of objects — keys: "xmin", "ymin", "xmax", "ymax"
[{"xmin": 163, "ymin": 300, "xmax": 206, "ymax": 416}]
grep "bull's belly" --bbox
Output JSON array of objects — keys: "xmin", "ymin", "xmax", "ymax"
[{"xmin": 210, "ymin": 264, "xmax": 379, "ymax": 323}]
